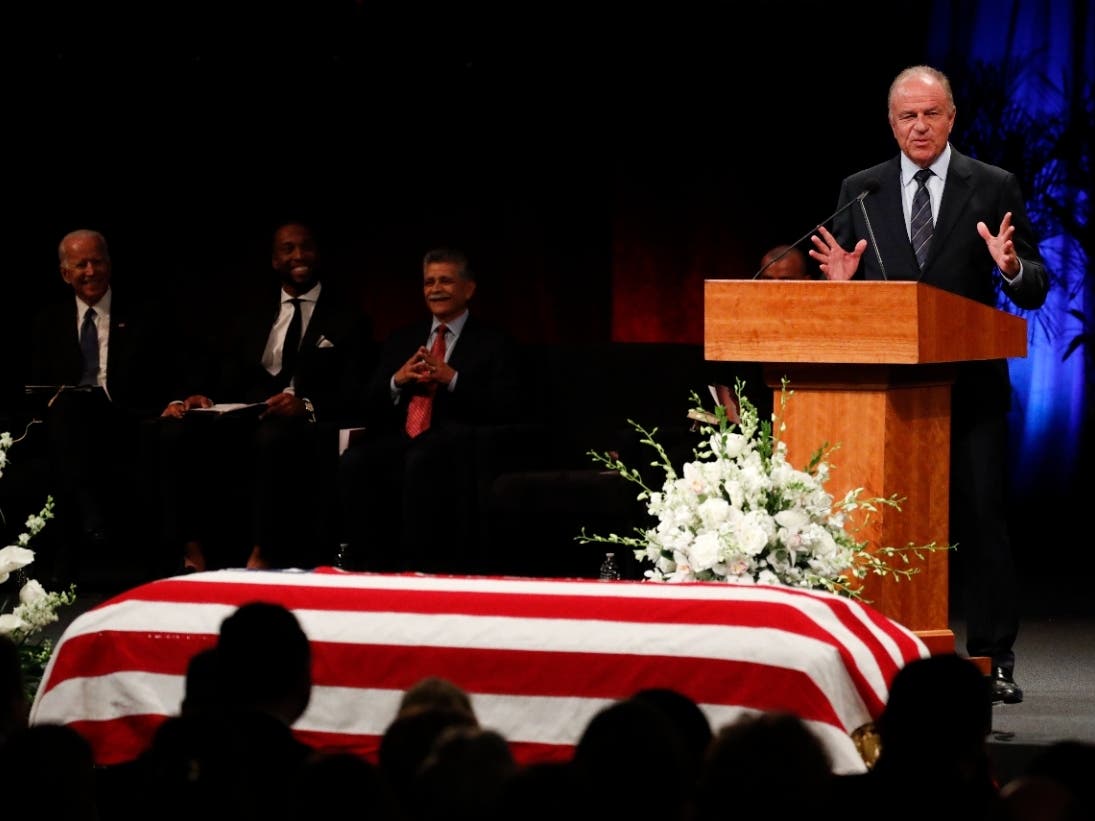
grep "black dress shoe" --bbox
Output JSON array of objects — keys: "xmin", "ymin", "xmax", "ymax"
[{"xmin": 991, "ymin": 667, "xmax": 1024, "ymax": 704}]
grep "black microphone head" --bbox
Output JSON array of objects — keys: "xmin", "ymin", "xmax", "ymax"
[{"xmin": 861, "ymin": 179, "xmax": 880, "ymax": 195}]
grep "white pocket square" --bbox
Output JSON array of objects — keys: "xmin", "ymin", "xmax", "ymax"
[{"xmin": 316, "ymin": 335, "xmax": 336, "ymax": 349}]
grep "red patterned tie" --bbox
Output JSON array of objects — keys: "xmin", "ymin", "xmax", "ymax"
[{"xmin": 405, "ymin": 324, "xmax": 448, "ymax": 438}]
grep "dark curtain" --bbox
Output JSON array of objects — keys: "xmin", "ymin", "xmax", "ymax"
[{"xmin": 926, "ymin": 0, "xmax": 1094, "ymax": 499}]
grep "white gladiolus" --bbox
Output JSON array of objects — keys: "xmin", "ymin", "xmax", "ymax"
[{"xmin": 2, "ymin": 429, "xmax": 75, "ymax": 698}]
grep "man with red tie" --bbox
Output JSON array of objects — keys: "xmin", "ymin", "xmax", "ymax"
[{"xmin": 339, "ymin": 248, "xmax": 524, "ymax": 573}]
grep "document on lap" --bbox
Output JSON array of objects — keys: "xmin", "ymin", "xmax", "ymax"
[{"xmin": 187, "ymin": 402, "xmax": 267, "ymax": 417}]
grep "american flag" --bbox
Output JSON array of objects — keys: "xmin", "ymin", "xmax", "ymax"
[{"xmin": 31, "ymin": 568, "xmax": 929, "ymax": 773}]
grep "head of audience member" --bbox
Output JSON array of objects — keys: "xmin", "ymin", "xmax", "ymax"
[
  {"xmin": 876, "ymin": 654, "xmax": 991, "ymax": 769},
  {"xmin": 1000, "ymin": 775, "xmax": 1079, "ymax": 821},
  {"xmin": 694, "ymin": 711, "xmax": 833, "ymax": 821},
  {"xmin": 758, "ymin": 245, "xmax": 811, "ymax": 280},
  {"xmin": 887, "ymin": 64, "xmax": 956, "ymax": 168},
  {"xmin": 414, "ymin": 725, "xmax": 518, "ymax": 821},
  {"xmin": 179, "ymin": 645, "xmax": 223, "ymax": 717},
  {"xmin": 828, "ymin": 655, "xmax": 1001, "ymax": 819},
  {"xmin": 271, "ymin": 221, "xmax": 321, "ymax": 297},
  {"xmin": 378, "ymin": 705, "xmax": 480, "ymax": 808},
  {"xmin": 1010, "ymin": 740, "xmax": 1095, "ymax": 821},
  {"xmin": 631, "ymin": 687, "xmax": 713, "ymax": 774},
  {"xmin": 216, "ymin": 601, "xmax": 312, "ymax": 726},
  {"xmin": 59, "ymin": 228, "xmax": 112, "ymax": 306},
  {"xmin": 871, "ymin": 653, "xmax": 1001, "ymax": 819},
  {"xmin": 0, "ymin": 723, "xmax": 99, "ymax": 816},
  {"xmin": 422, "ymin": 247, "xmax": 476, "ymax": 324},
  {"xmin": 396, "ymin": 675, "xmax": 477, "ymax": 721},
  {"xmin": 571, "ymin": 696, "xmax": 691, "ymax": 820}
]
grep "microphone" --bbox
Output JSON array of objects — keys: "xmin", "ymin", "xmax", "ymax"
[
  {"xmin": 752, "ymin": 180, "xmax": 880, "ymax": 279},
  {"xmin": 857, "ymin": 181, "xmax": 888, "ymax": 280}
]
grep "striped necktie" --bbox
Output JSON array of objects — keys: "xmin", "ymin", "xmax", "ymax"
[{"xmin": 910, "ymin": 168, "xmax": 934, "ymax": 270}]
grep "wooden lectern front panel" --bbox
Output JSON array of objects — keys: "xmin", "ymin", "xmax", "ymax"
[{"xmin": 769, "ymin": 368, "xmax": 952, "ymax": 635}]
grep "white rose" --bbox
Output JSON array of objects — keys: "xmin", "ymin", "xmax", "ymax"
[
  {"xmin": 689, "ymin": 532, "xmax": 722, "ymax": 571},
  {"xmin": 0, "ymin": 545, "xmax": 35, "ymax": 584}
]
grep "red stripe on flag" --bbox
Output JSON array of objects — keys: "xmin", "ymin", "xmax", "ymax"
[
  {"xmin": 43, "ymin": 632, "xmax": 216, "ymax": 695},
  {"xmin": 65, "ymin": 715, "xmax": 170, "ymax": 767},
  {"xmin": 307, "ymin": 643, "xmax": 842, "ymax": 725}
]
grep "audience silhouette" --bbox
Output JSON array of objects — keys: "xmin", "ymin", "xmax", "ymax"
[
  {"xmin": 1000, "ymin": 740, "xmax": 1095, "ymax": 821},
  {"xmin": 396, "ymin": 674, "xmax": 477, "ymax": 720},
  {"xmin": 694, "ymin": 710, "xmax": 834, "ymax": 821},
  {"xmin": 13, "ymin": 612, "xmax": 1089, "ymax": 820},
  {"xmin": 570, "ymin": 696, "xmax": 691, "ymax": 821},
  {"xmin": 414, "ymin": 725, "xmax": 517, "ymax": 821},
  {"xmin": 108, "ymin": 601, "xmax": 317, "ymax": 821},
  {"xmin": 0, "ymin": 722, "xmax": 100, "ymax": 818},
  {"xmin": 832, "ymin": 653, "xmax": 1002, "ymax": 820},
  {"xmin": 631, "ymin": 686, "xmax": 713, "ymax": 775},
  {"xmin": 379, "ymin": 704, "xmax": 480, "ymax": 811}
]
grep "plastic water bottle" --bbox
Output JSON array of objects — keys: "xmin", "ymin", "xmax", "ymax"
[
  {"xmin": 335, "ymin": 543, "xmax": 350, "ymax": 570},
  {"xmin": 599, "ymin": 552, "xmax": 621, "ymax": 581}
]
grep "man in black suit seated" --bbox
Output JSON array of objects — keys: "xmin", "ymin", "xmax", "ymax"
[
  {"xmin": 161, "ymin": 221, "xmax": 376, "ymax": 572},
  {"xmin": 29, "ymin": 228, "xmax": 185, "ymax": 586},
  {"xmin": 339, "ymin": 247, "xmax": 524, "ymax": 573}
]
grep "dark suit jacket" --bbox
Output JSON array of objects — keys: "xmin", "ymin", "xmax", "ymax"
[
  {"xmin": 30, "ymin": 291, "xmax": 183, "ymax": 417},
  {"xmin": 361, "ymin": 313, "xmax": 524, "ymax": 434},
  {"xmin": 214, "ymin": 283, "xmax": 376, "ymax": 428},
  {"xmin": 832, "ymin": 147, "xmax": 1050, "ymax": 415}
]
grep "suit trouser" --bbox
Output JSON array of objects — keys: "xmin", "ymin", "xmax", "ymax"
[
  {"xmin": 41, "ymin": 389, "xmax": 157, "ymax": 582},
  {"xmin": 159, "ymin": 414, "xmax": 335, "ymax": 570},
  {"xmin": 338, "ymin": 423, "xmax": 478, "ymax": 573},
  {"xmin": 950, "ymin": 410, "xmax": 1018, "ymax": 672}
]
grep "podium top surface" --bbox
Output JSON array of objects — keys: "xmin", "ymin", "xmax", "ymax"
[{"xmin": 704, "ymin": 280, "xmax": 1027, "ymax": 365}]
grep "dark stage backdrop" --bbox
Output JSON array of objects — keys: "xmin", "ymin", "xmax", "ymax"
[
  {"xmin": 8, "ymin": 2, "xmax": 936, "ymax": 349},
  {"xmin": 6, "ymin": 3, "xmax": 1091, "ymax": 575}
]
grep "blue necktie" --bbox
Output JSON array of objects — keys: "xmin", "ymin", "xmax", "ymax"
[
  {"xmin": 79, "ymin": 308, "xmax": 99, "ymax": 386},
  {"xmin": 910, "ymin": 168, "xmax": 934, "ymax": 270}
]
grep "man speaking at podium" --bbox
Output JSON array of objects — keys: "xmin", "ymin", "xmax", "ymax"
[{"xmin": 808, "ymin": 65, "xmax": 1049, "ymax": 704}]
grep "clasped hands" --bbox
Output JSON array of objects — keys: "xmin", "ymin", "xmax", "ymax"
[
  {"xmin": 395, "ymin": 346, "xmax": 452, "ymax": 388},
  {"xmin": 808, "ymin": 211, "xmax": 1021, "ymax": 279}
]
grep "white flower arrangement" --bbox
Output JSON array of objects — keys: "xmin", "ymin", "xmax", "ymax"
[
  {"xmin": 579, "ymin": 381, "xmax": 948, "ymax": 598},
  {"xmin": 1, "ymin": 424, "xmax": 76, "ymax": 698}
]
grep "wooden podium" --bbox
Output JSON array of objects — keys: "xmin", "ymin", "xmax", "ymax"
[{"xmin": 704, "ymin": 280, "xmax": 1028, "ymax": 654}]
